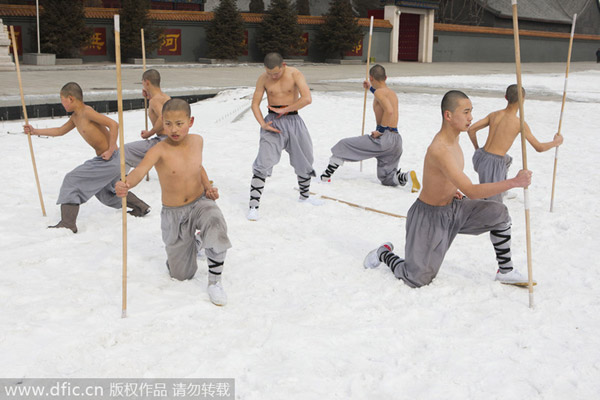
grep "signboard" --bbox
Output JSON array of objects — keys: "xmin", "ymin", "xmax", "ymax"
[
  {"xmin": 345, "ymin": 38, "xmax": 363, "ymax": 57},
  {"xmin": 82, "ymin": 27, "xmax": 107, "ymax": 56},
  {"xmin": 157, "ymin": 29, "xmax": 182, "ymax": 56},
  {"xmin": 8, "ymin": 25, "xmax": 22, "ymax": 55},
  {"xmin": 243, "ymin": 30, "xmax": 248, "ymax": 56},
  {"xmin": 296, "ymin": 32, "xmax": 309, "ymax": 56}
]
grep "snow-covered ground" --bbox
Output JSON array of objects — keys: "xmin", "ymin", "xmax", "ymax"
[{"xmin": 1, "ymin": 70, "xmax": 599, "ymax": 399}]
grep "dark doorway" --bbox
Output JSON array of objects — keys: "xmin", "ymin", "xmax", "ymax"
[{"xmin": 398, "ymin": 13, "xmax": 420, "ymax": 61}]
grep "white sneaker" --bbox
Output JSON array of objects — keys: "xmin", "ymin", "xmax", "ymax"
[
  {"xmin": 247, "ymin": 207, "xmax": 259, "ymax": 221},
  {"xmin": 207, "ymin": 281, "xmax": 227, "ymax": 306},
  {"xmin": 495, "ymin": 268, "xmax": 536, "ymax": 286},
  {"xmin": 298, "ymin": 196, "xmax": 325, "ymax": 206},
  {"xmin": 363, "ymin": 242, "xmax": 394, "ymax": 269}
]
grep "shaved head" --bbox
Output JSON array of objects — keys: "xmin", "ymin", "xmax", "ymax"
[
  {"xmin": 162, "ymin": 98, "xmax": 191, "ymax": 118},
  {"xmin": 60, "ymin": 82, "xmax": 83, "ymax": 101},
  {"xmin": 441, "ymin": 90, "xmax": 469, "ymax": 115},
  {"xmin": 369, "ymin": 64, "xmax": 386, "ymax": 81},
  {"xmin": 264, "ymin": 52, "xmax": 283, "ymax": 69},
  {"xmin": 505, "ymin": 84, "xmax": 525, "ymax": 104}
]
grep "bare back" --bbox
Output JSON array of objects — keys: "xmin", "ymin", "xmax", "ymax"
[
  {"xmin": 373, "ymin": 87, "xmax": 399, "ymax": 128},
  {"xmin": 71, "ymin": 106, "xmax": 111, "ymax": 156},
  {"xmin": 152, "ymin": 134, "xmax": 206, "ymax": 207},
  {"xmin": 149, "ymin": 92, "xmax": 171, "ymax": 134},
  {"xmin": 482, "ymin": 109, "xmax": 521, "ymax": 156}
]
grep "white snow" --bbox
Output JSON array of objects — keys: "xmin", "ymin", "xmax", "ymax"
[{"xmin": 1, "ymin": 70, "xmax": 599, "ymax": 399}]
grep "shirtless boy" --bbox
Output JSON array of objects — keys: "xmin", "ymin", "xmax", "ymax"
[
  {"xmin": 116, "ymin": 99, "xmax": 232, "ymax": 306},
  {"xmin": 23, "ymin": 82, "xmax": 149, "ymax": 233},
  {"xmin": 468, "ymin": 84, "xmax": 563, "ymax": 202},
  {"xmin": 364, "ymin": 90, "xmax": 534, "ymax": 287},
  {"xmin": 320, "ymin": 64, "xmax": 420, "ymax": 192},
  {"xmin": 124, "ymin": 69, "xmax": 171, "ymax": 169},
  {"xmin": 247, "ymin": 52, "xmax": 321, "ymax": 221}
]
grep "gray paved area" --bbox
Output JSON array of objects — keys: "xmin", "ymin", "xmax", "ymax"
[{"xmin": 1, "ymin": 61, "xmax": 598, "ymax": 107}]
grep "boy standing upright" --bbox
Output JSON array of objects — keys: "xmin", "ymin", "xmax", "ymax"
[
  {"xmin": 364, "ymin": 91, "xmax": 534, "ymax": 288},
  {"xmin": 468, "ymin": 84, "xmax": 562, "ymax": 202},
  {"xmin": 124, "ymin": 69, "xmax": 171, "ymax": 169},
  {"xmin": 320, "ymin": 64, "xmax": 420, "ymax": 192},
  {"xmin": 116, "ymin": 99, "xmax": 232, "ymax": 306},
  {"xmin": 247, "ymin": 52, "xmax": 321, "ymax": 221},
  {"xmin": 24, "ymin": 82, "xmax": 150, "ymax": 233}
]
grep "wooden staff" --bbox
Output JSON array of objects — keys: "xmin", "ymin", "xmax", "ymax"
[
  {"xmin": 142, "ymin": 28, "xmax": 149, "ymax": 181},
  {"xmin": 115, "ymin": 15, "xmax": 128, "ymax": 318},
  {"xmin": 10, "ymin": 25, "xmax": 46, "ymax": 217},
  {"xmin": 360, "ymin": 16, "xmax": 374, "ymax": 173},
  {"xmin": 550, "ymin": 14, "xmax": 577, "ymax": 212},
  {"xmin": 296, "ymin": 189, "xmax": 405, "ymax": 219},
  {"xmin": 511, "ymin": 0, "xmax": 534, "ymax": 308}
]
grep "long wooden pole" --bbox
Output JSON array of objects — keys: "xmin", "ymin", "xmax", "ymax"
[
  {"xmin": 550, "ymin": 14, "xmax": 577, "ymax": 212},
  {"xmin": 10, "ymin": 25, "xmax": 46, "ymax": 217},
  {"xmin": 115, "ymin": 15, "xmax": 128, "ymax": 318},
  {"xmin": 360, "ymin": 16, "xmax": 374, "ymax": 173},
  {"xmin": 296, "ymin": 189, "xmax": 406, "ymax": 219},
  {"xmin": 511, "ymin": 1, "xmax": 534, "ymax": 308},
  {"xmin": 142, "ymin": 28, "xmax": 149, "ymax": 181}
]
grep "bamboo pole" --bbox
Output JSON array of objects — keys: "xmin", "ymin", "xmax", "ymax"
[
  {"xmin": 142, "ymin": 28, "xmax": 149, "ymax": 182},
  {"xmin": 10, "ymin": 25, "xmax": 46, "ymax": 217},
  {"xmin": 511, "ymin": 0, "xmax": 534, "ymax": 308},
  {"xmin": 114, "ymin": 15, "xmax": 128, "ymax": 318},
  {"xmin": 296, "ymin": 189, "xmax": 405, "ymax": 219},
  {"xmin": 360, "ymin": 16, "xmax": 374, "ymax": 173},
  {"xmin": 550, "ymin": 14, "xmax": 577, "ymax": 212}
]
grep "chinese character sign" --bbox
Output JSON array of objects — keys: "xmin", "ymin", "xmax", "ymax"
[
  {"xmin": 9, "ymin": 25, "xmax": 22, "ymax": 55},
  {"xmin": 242, "ymin": 30, "xmax": 248, "ymax": 56},
  {"xmin": 82, "ymin": 28, "xmax": 107, "ymax": 56},
  {"xmin": 344, "ymin": 38, "xmax": 363, "ymax": 57},
  {"xmin": 295, "ymin": 32, "xmax": 309, "ymax": 56},
  {"xmin": 158, "ymin": 29, "xmax": 182, "ymax": 56}
]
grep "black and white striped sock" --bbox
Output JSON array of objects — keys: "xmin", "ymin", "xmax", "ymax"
[
  {"xmin": 490, "ymin": 226, "xmax": 513, "ymax": 272},
  {"xmin": 249, "ymin": 174, "xmax": 265, "ymax": 209},
  {"xmin": 298, "ymin": 175, "xmax": 311, "ymax": 200},
  {"xmin": 208, "ymin": 257, "xmax": 224, "ymax": 284},
  {"xmin": 379, "ymin": 247, "xmax": 404, "ymax": 274},
  {"xmin": 320, "ymin": 163, "xmax": 339, "ymax": 181}
]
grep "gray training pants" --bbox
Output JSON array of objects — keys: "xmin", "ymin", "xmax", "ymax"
[
  {"xmin": 252, "ymin": 113, "xmax": 315, "ymax": 179},
  {"xmin": 392, "ymin": 198, "xmax": 512, "ymax": 288},
  {"xmin": 57, "ymin": 150, "xmax": 122, "ymax": 208},
  {"xmin": 161, "ymin": 196, "xmax": 232, "ymax": 281},
  {"xmin": 472, "ymin": 148, "xmax": 513, "ymax": 203},
  {"xmin": 330, "ymin": 129, "xmax": 403, "ymax": 186},
  {"xmin": 124, "ymin": 136, "xmax": 166, "ymax": 169}
]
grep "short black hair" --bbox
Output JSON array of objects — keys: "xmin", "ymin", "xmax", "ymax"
[
  {"xmin": 441, "ymin": 90, "xmax": 469, "ymax": 116},
  {"xmin": 505, "ymin": 84, "xmax": 525, "ymax": 104},
  {"xmin": 264, "ymin": 52, "xmax": 283, "ymax": 69},
  {"xmin": 142, "ymin": 69, "xmax": 161, "ymax": 87},
  {"xmin": 162, "ymin": 98, "xmax": 191, "ymax": 118},
  {"xmin": 369, "ymin": 64, "xmax": 386, "ymax": 81},
  {"xmin": 60, "ymin": 82, "xmax": 83, "ymax": 101}
]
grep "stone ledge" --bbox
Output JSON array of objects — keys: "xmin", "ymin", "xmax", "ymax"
[{"xmin": 126, "ymin": 58, "xmax": 165, "ymax": 64}]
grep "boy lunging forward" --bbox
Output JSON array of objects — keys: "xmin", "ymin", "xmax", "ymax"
[
  {"xmin": 116, "ymin": 99, "xmax": 232, "ymax": 306},
  {"xmin": 24, "ymin": 82, "xmax": 149, "ymax": 233},
  {"xmin": 364, "ymin": 91, "xmax": 534, "ymax": 287}
]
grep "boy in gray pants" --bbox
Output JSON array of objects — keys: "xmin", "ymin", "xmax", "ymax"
[
  {"xmin": 320, "ymin": 65, "xmax": 420, "ymax": 192},
  {"xmin": 364, "ymin": 91, "xmax": 534, "ymax": 287},
  {"xmin": 247, "ymin": 52, "xmax": 322, "ymax": 221},
  {"xmin": 467, "ymin": 84, "xmax": 562, "ymax": 202},
  {"xmin": 116, "ymin": 99, "xmax": 232, "ymax": 306}
]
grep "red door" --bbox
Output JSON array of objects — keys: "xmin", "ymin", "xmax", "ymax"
[{"xmin": 398, "ymin": 13, "xmax": 420, "ymax": 61}]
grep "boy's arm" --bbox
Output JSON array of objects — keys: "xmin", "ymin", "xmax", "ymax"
[
  {"xmin": 467, "ymin": 115, "xmax": 490, "ymax": 150},
  {"xmin": 523, "ymin": 122, "xmax": 563, "ymax": 152},
  {"xmin": 115, "ymin": 145, "xmax": 160, "ymax": 197},
  {"xmin": 270, "ymin": 69, "xmax": 312, "ymax": 114},
  {"xmin": 141, "ymin": 99, "xmax": 164, "ymax": 139},
  {"xmin": 85, "ymin": 108, "xmax": 119, "ymax": 159},
  {"xmin": 433, "ymin": 145, "xmax": 531, "ymax": 199},
  {"xmin": 23, "ymin": 118, "xmax": 75, "ymax": 137},
  {"xmin": 251, "ymin": 75, "xmax": 280, "ymax": 133}
]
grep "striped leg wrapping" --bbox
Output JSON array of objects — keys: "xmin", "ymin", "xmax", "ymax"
[
  {"xmin": 249, "ymin": 174, "xmax": 265, "ymax": 209},
  {"xmin": 298, "ymin": 175, "xmax": 311, "ymax": 200},
  {"xmin": 397, "ymin": 170, "xmax": 408, "ymax": 186},
  {"xmin": 208, "ymin": 257, "xmax": 224, "ymax": 283},
  {"xmin": 320, "ymin": 163, "xmax": 339, "ymax": 181},
  {"xmin": 490, "ymin": 227, "xmax": 513, "ymax": 272},
  {"xmin": 381, "ymin": 250, "xmax": 404, "ymax": 274}
]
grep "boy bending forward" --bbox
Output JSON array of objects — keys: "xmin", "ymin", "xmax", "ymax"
[{"xmin": 116, "ymin": 99, "xmax": 232, "ymax": 306}]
